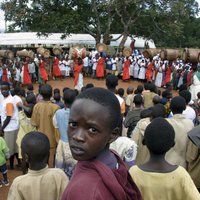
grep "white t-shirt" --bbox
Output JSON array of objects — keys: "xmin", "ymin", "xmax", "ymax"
[
  {"xmin": 2, "ymin": 95, "xmax": 19, "ymax": 131},
  {"xmin": 92, "ymin": 58, "xmax": 98, "ymax": 70},
  {"xmin": 28, "ymin": 63, "xmax": 36, "ymax": 73},
  {"xmin": 83, "ymin": 57, "xmax": 89, "ymax": 67},
  {"xmin": 183, "ymin": 106, "xmax": 196, "ymax": 122}
]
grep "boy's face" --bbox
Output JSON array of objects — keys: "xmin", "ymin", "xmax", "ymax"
[
  {"xmin": 68, "ymin": 99, "xmax": 116, "ymax": 161},
  {"xmin": 1, "ymin": 85, "xmax": 10, "ymax": 97}
]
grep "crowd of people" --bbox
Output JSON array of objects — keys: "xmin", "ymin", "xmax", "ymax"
[
  {"xmin": 1, "ymin": 48, "xmax": 200, "ymax": 98},
  {"xmin": 0, "ymin": 48, "xmax": 200, "ymax": 199}
]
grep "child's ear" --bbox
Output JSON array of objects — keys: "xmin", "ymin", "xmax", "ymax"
[
  {"xmin": 108, "ymin": 128, "xmax": 120, "ymax": 144},
  {"xmin": 142, "ymin": 138, "xmax": 146, "ymax": 146}
]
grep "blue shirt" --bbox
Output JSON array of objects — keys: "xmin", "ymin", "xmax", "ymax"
[{"xmin": 55, "ymin": 108, "xmax": 70, "ymax": 142}]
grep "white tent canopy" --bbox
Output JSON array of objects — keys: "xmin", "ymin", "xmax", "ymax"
[{"xmin": 0, "ymin": 32, "xmax": 156, "ymax": 48}]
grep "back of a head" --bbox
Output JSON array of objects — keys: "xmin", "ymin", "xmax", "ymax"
[
  {"xmin": 136, "ymin": 85, "xmax": 143, "ymax": 94},
  {"xmin": 117, "ymin": 88, "xmax": 124, "ymax": 97},
  {"xmin": 179, "ymin": 90, "xmax": 191, "ymax": 105},
  {"xmin": 27, "ymin": 84, "xmax": 34, "ymax": 91},
  {"xmin": 127, "ymin": 86, "xmax": 134, "ymax": 94},
  {"xmin": 1, "ymin": 81, "xmax": 10, "ymax": 89},
  {"xmin": 140, "ymin": 108, "xmax": 152, "ymax": 118},
  {"xmin": 144, "ymin": 118, "xmax": 175, "ymax": 154},
  {"xmin": 26, "ymin": 93, "xmax": 36, "ymax": 105},
  {"xmin": 134, "ymin": 94, "xmax": 143, "ymax": 106},
  {"xmin": 153, "ymin": 95, "xmax": 161, "ymax": 105},
  {"xmin": 106, "ymin": 74, "xmax": 118, "ymax": 90},
  {"xmin": 53, "ymin": 88, "xmax": 60, "ymax": 94},
  {"xmin": 76, "ymin": 87, "xmax": 121, "ymax": 130},
  {"xmin": 54, "ymin": 93, "xmax": 61, "ymax": 101},
  {"xmin": 178, "ymin": 84, "xmax": 188, "ymax": 92},
  {"xmin": 144, "ymin": 82, "xmax": 150, "ymax": 90},
  {"xmin": 149, "ymin": 83, "xmax": 156, "ymax": 93},
  {"xmin": 14, "ymin": 86, "xmax": 21, "ymax": 96},
  {"xmin": 21, "ymin": 132, "xmax": 50, "ymax": 163},
  {"xmin": 152, "ymin": 103, "xmax": 166, "ymax": 119},
  {"xmin": 170, "ymin": 96, "xmax": 186, "ymax": 114},
  {"xmin": 85, "ymin": 83, "xmax": 94, "ymax": 89},
  {"xmin": 40, "ymin": 84, "xmax": 52, "ymax": 99},
  {"xmin": 63, "ymin": 89, "xmax": 76, "ymax": 106}
]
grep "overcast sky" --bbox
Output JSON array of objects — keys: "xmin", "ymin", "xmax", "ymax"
[{"xmin": 0, "ymin": 0, "xmax": 200, "ymax": 31}]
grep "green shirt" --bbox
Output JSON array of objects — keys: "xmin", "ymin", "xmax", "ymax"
[{"xmin": 0, "ymin": 137, "xmax": 10, "ymax": 166}]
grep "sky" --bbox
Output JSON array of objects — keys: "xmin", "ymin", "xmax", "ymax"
[{"xmin": 0, "ymin": 0, "xmax": 200, "ymax": 31}]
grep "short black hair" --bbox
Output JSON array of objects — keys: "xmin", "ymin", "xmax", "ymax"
[
  {"xmin": 126, "ymin": 86, "xmax": 134, "ymax": 95},
  {"xmin": 179, "ymin": 90, "xmax": 191, "ymax": 104},
  {"xmin": 144, "ymin": 118, "xmax": 175, "ymax": 154},
  {"xmin": 63, "ymin": 89, "xmax": 76, "ymax": 105},
  {"xmin": 140, "ymin": 108, "xmax": 152, "ymax": 118},
  {"xmin": 117, "ymin": 88, "xmax": 124, "ymax": 97},
  {"xmin": 136, "ymin": 85, "xmax": 143, "ymax": 94},
  {"xmin": 1, "ymin": 81, "xmax": 10, "ymax": 89},
  {"xmin": 76, "ymin": 87, "xmax": 121, "ymax": 129},
  {"xmin": 178, "ymin": 84, "xmax": 188, "ymax": 92},
  {"xmin": 63, "ymin": 87, "xmax": 69, "ymax": 94},
  {"xmin": 40, "ymin": 84, "xmax": 52, "ymax": 99},
  {"xmin": 149, "ymin": 83, "xmax": 157, "ymax": 93},
  {"xmin": 21, "ymin": 132, "xmax": 50, "ymax": 163},
  {"xmin": 27, "ymin": 84, "xmax": 34, "ymax": 91},
  {"xmin": 144, "ymin": 82, "xmax": 150, "ymax": 90},
  {"xmin": 26, "ymin": 93, "xmax": 36, "ymax": 105},
  {"xmin": 134, "ymin": 94, "xmax": 143, "ymax": 105},
  {"xmin": 53, "ymin": 88, "xmax": 60, "ymax": 94},
  {"xmin": 106, "ymin": 74, "xmax": 118, "ymax": 90},
  {"xmin": 151, "ymin": 104, "xmax": 166, "ymax": 119},
  {"xmin": 85, "ymin": 83, "xmax": 94, "ymax": 89},
  {"xmin": 14, "ymin": 86, "xmax": 21, "ymax": 95},
  {"xmin": 54, "ymin": 93, "xmax": 61, "ymax": 101},
  {"xmin": 170, "ymin": 96, "xmax": 186, "ymax": 114},
  {"xmin": 153, "ymin": 95, "xmax": 161, "ymax": 105}
]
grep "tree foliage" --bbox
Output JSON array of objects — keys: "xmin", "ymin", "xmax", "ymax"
[{"xmin": 1, "ymin": 0, "xmax": 200, "ymax": 47}]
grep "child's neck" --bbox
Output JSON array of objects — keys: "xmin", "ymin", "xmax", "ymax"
[
  {"xmin": 139, "ymin": 153, "xmax": 178, "ymax": 173},
  {"xmin": 29, "ymin": 162, "xmax": 47, "ymax": 171}
]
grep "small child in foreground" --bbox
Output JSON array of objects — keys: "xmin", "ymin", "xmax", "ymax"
[
  {"xmin": 61, "ymin": 87, "xmax": 142, "ymax": 200},
  {"xmin": 129, "ymin": 117, "xmax": 200, "ymax": 200},
  {"xmin": 0, "ymin": 136, "xmax": 10, "ymax": 187},
  {"xmin": 8, "ymin": 132, "xmax": 68, "ymax": 200}
]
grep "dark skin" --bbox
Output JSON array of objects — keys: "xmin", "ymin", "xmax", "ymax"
[
  {"xmin": 22, "ymin": 148, "xmax": 49, "ymax": 171},
  {"xmin": 0, "ymin": 116, "xmax": 11, "ymax": 136},
  {"xmin": 140, "ymin": 140, "xmax": 177, "ymax": 173}
]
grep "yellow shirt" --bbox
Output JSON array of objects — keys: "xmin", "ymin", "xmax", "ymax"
[
  {"xmin": 31, "ymin": 101, "xmax": 60, "ymax": 148},
  {"xmin": 8, "ymin": 166, "xmax": 68, "ymax": 200},
  {"xmin": 129, "ymin": 166, "xmax": 200, "ymax": 200}
]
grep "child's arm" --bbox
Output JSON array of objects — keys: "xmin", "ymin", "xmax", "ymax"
[{"xmin": 2, "ymin": 138, "xmax": 10, "ymax": 159}]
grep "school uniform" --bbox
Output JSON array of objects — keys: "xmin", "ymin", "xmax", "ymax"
[
  {"xmin": 8, "ymin": 166, "xmax": 68, "ymax": 200},
  {"xmin": 129, "ymin": 166, "xmax": 200, "ymax": 200},
  {"xmin": 166, "ymin": 114, "xmax": 194, "ymax": 168}
]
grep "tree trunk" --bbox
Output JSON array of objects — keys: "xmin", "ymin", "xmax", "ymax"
[
  {"xmin": 118, "ymin": 33, "xmax": 129, "ymax": 52},
  {"xmin": 95, "ymin": 34, "xmax": 101, "ymax": 45}
]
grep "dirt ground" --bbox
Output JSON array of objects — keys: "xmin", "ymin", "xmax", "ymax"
[{"xmin": 0, "ymin": 77, "xmax": 174, "ymax": 200}]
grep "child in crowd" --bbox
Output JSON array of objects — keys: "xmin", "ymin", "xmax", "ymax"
[
  {"xmin": 53, "ymin": 93, "xmax": 65, "ymax": 109},
  {"xmin": 16, "ymin": 93, "xmax": 37, "ymax": 173},
  {"xmin": 26, "ymin": 84, "xmax": 35, "ymax": 96},
  {"xmin": 0, "ymin": 136, "xmax": 10, "ymax": 187},
  {"xmin": 61, "ymin": 88, "xmax": 142, "ymax": 200},
  {"xmin": 129, "ymin": 117, "xmax": 200, "ymax": 200},
  {"xmin": 124, "ymin": 94, "xmax": 143, "ymax": 138},
  {"xmin": 125, "ymin": 86, "xmax": 134, "ymax": 113},
  {"xmin": 110, "ymin": 117, "xmax": 138, "ymax": 168},
  {"xmin": 8, "ymin": 132, "xmax": 68, "ymax": 200},
  {"xmin": 53, "ymin": 89, "xmax": 77, "ymax": 178},
  {"xmin": 117, "ymin": 88, "xmax": 125, "ymax": 101}
]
